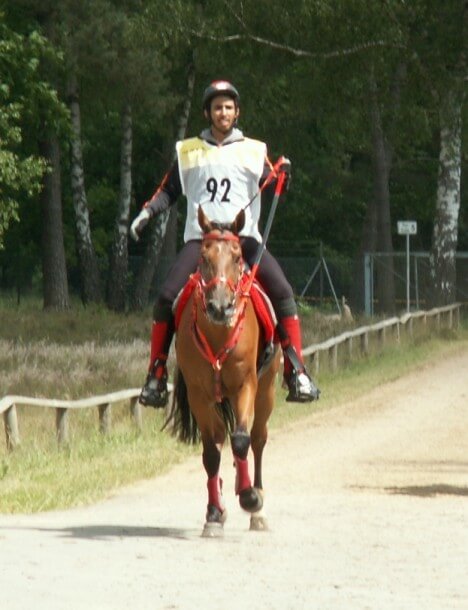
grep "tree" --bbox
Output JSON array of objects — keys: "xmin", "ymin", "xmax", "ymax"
[
  {"xmin": 107, "ymin": 101, "xmax": 133, "ymax": 310},
  {"xmin": 178, "ymin": 0, "xmax": 407, "ymax": 312},
  {"xmin": 0, "ymin": 19, "xmax": 50, "ymax": 247},
  {"xmin": 39, "ymin": 133, "xmax": 69, "ymax": 308},
  {"xmin": 425, "ymin": 3, "xmax": 467, "ymax": 305},
  {"xmin": 2, "ymin": 2, "xmax": 73, "ymax": 307},
  {"xmin": 130, "ymin": 58, "xmax": 196, "ymax": 311},
  {"xmin": 380, "ymin": 0, "xmax": 467, "ymax": 305},
  {"xmin": 104, "ymin": 0, "xmax": 173, "ymax": 311},
  {"xmin": 67, "ymin": 71, "xmax": 103, "ymax": 304}
]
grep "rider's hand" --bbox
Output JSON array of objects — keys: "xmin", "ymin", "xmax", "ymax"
[
  {"xmin": 278, "ymin": 157, "xmax": 291, "ymax": 193},
  {"xmin": 130, "ymin": 207, "xmax": 152, "ymax": 241},
  {"xmin": 279, "ymin": 156, "xmax": 291, "ymax": 175}
]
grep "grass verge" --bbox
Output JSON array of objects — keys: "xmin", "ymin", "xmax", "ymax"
[{"xmin": 1, "ymin": 324, "xmax": 466, "ymax": 514}]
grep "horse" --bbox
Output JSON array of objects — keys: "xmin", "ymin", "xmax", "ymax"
[{"xmin": 169, "ymin": 206, "xmax": 281, "ymax": 537}]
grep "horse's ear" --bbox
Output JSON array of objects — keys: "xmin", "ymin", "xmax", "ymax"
[
  {"xmin": 231, "ymin": 209, "xmax": 245, "ymax": 235},
  {"xmin": 198, "ymin": 205, "xmax": 212, "ymax": 234}
]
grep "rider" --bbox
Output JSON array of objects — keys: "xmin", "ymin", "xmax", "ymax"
[{"xmin": 130, "ymin": 79, "xmax": 320, "ymax": 407}]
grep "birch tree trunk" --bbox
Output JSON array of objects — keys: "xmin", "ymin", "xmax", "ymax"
[
  {"xmin": 107, "ymin": 102, "xmax": 133, "ymax": 311},
  {"xmin": 429, "ymin": 87, "xmax": 464, "ymax": 306},
  {"xmin": 39, "ymin": 134, "xmax": 70, "ymax": 309},
  {"xmin": 68, "ymin": 73, "xmax": 103, "ymax": 304},
  {"xmin": 130, "ymin": 62, "xmax": 195, "ymax": 311}
]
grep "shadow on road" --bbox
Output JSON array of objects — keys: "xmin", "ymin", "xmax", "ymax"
[
  {"xmin": 384, "ymin": 484, "xmax": 468, "ymax": 498},
  {"xmin": 0, "ymin": 524, "xmax": 199, "ymax": 541}
]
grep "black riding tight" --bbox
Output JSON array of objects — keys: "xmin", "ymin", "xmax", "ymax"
[{"xmin": 154, "ymin": 237, "xmax": 297, "ymax": 322}]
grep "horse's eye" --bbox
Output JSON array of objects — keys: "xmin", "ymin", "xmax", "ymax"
[{"xmin": 232, "ymin": 245, "xmax": 241, "ymax": 262}]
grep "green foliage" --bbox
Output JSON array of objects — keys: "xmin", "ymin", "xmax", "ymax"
[
  {"xmin": 0, "ymin": 8, "xmax": 70, "ymax": 252},
  {"xmin": 0, "ymin": 23, "xmax": 45, "ymax": 245},
  {"xmin": 0, "ymin": 0, "xmax": 466, "ymax": 298}
]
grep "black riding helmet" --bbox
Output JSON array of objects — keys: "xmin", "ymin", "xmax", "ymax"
[{"xmin": 202, "ymin": 80, "xmax": 240, "ymax": 112}]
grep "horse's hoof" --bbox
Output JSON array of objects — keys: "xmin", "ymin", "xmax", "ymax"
[
  {"xmin": 239, "ymin": 487, "xmax": 263, "ymax": 513},
  {"xmin": 250, "ymin": 514, "xmax": 269, "ymax": 531},
  {"xmin": 206, "ymin": 504, "xmax": 227, "ymax": 524},
  {"xmin": 201, "ymin": 522, "xmax": 224, "ymax": 538}
]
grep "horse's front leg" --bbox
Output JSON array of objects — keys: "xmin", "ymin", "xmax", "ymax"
[
  {"xmin": 230, "ymin": 378, "xmax": 263, "ymax": 514},
  {"xmin": 231, "ymin": 427, "xmax": 263, "ymax": 513},
  {"xmin": 201, "ymin": 435, "xmax": 227, "ymax": 537}
]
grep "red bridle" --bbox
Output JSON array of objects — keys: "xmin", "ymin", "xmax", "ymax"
[
  {"xmin": 196, "ymin": 230, "xmax": 244, "ymax": 311},
  {"xmin": 191, "ymin": 230, "xmax": 250, "ymax": 403}
]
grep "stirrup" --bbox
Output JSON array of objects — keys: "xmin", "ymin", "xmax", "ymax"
[
  {"xmin": 285, "ymin": 368, "xmax": 320, "ymax": 403},
  {"xmin": 139, "ymin": 361, "xmax": 169, "ymax": 408}
]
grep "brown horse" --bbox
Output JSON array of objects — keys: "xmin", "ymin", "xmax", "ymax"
[{"xmin": 170, "ymin": 206, "xmax": 280, "ymax": 537}]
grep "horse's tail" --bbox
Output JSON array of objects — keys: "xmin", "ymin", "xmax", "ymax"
[
  {"xmin": 164, "ymin": 367, "xmax": 235, "ymax": 444},
  {"xmin": 164, "ymin": 367, "xmax": 199, "ymax": 444}
]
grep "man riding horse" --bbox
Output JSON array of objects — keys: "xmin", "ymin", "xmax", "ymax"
[{"xmin": 130, "ymin": 79, "xmax": 320, "ymax": 406}]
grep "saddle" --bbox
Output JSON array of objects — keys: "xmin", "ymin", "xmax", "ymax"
[{"xmin": 173, "ymin": 271, "xmax": 278, "ymax": 373}]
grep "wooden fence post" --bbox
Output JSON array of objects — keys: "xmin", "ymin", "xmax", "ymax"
[
  {"xmin": 394, "ymin": 322, "xmax": 401, "ymax": 344},
  {"xmin": 56, "ymin": 408, "xmax": 69, "ymax": 446},
  {"xmin": 329, "ymin": 344, "xmax": 338, "ymax": 372},
  {"xmin": 4, "ymin": 405, "xmax": 20, "ymax": 451},
  {"xmin": 407, "ymin": 317, "xmax": 414, "ymax": 339},
  {"xmin": 130, "ymin": 397, "xmax": 142, "ymax": 431},
  {"xmin": 98, "ymin": 403, "xmax": 111, "ymax": 435},
  {"xmin": 378, "ymin": 327, "xmax": 386, "ymax": 349},
  {"xmin": 360, "ymin": 331, "xmax": 369, "ymax": 356}
]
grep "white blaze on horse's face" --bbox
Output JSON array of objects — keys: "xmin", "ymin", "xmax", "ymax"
[{"xmin": 200, "ymin": 234, "xmax": 242, "ymax": 326}]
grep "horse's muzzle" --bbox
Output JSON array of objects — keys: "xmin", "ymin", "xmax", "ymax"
[{"xmin": 206, "ymin": 298, "xmax": 236, "ymax": 325}]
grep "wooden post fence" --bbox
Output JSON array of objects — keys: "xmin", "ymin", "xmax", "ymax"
[
  {"xmin": 303, "ymin": 303, "xmax": 462, "ymax": 375},
  {"xmin": 1, "ymin": 303, "xmax": 461, "ymax": 452},
  {"xmin": 0, "ymin": 386, "xmax": 172, "ymax": 452}
]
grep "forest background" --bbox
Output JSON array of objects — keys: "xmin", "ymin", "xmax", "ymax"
[{"xmin": 0, "ymin": 0, "xmax": 467, "ymax": 315}]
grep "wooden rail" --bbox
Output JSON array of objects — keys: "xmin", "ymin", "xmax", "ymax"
[
  {"xmin": 1, "ymin": 303, "xmax": 461, "ymax": 452},
  {"xmin": 1, "ymin": 387, "xmax": 172, "ymax": 452},
  {"xmin": 303, "ymin": 303, "xmax": 461, "ymax": 374}
]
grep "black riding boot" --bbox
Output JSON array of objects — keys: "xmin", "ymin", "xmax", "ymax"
[{"xmin": 139, "ymin": 359, "xmax": 169, "ymax": 408}]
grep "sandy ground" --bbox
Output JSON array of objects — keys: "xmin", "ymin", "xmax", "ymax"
[{"xmin": 1, "ymin": 349, "xmax": 467, "ymax": 610}]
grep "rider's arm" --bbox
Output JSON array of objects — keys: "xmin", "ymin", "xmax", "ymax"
[
  {"xmin": 259, "ymin": 156, "xmax": 275, "ymax": 191},
  {"xmin": 143, "ymin": 161, "xmax": 182, "ymax": 217},
  {"xmin": 259, "ymin": 155, "xmax": 290, "ymax": 199}
]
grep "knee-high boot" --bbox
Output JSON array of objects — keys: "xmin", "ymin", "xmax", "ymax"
[
  {"xmin": 277, "ymin": 315, "xmax": 320, "ymax": 402},
  {"xmin": 139, "ymin": 318, "xmax": 175, "ymax": 408}
]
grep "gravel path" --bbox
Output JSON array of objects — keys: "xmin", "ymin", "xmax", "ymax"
[{"xmin": 1, "ymin": 349, "xmax": 467, "ymax": 610}]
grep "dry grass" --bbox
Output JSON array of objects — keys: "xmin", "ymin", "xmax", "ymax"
[{"xmin": 0, "ymin": 299, "xmax": 465, "ymax": 513}]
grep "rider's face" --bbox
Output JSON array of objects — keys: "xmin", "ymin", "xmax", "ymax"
[{"xmin": 207, "ymin": 95, "xmax": 239, "ymax": 140}]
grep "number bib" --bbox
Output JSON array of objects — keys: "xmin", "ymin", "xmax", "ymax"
[{"xmin": 176, "ymin": 136, "xmax": 266, "ymax": 242}]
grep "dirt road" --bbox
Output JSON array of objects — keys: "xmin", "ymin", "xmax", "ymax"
[{"xmin": 1, "ymin": 349, "xmax": 467, "ymax": 610}]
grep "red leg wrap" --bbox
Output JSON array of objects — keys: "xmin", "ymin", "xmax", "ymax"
[
  {"xmin": 148, "ymin": 321, "xmax": 173, "ymax": 374},
  {"xmin": 279, "ymin": 315, "xmax": 304, "ymax": 376},
  {"xmin": 207, "ymin": 475, "xmax": 225, "ymax": 512},
  {"xmin": 233, "ymin": 455, "xmax": 252, "ymax": 495}
]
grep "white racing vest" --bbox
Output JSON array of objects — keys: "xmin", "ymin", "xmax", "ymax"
[{"xmin": 176, "ymin": 136, "xmax": 266, "ymax": 242}]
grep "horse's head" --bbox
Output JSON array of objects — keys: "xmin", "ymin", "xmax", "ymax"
[{"xmin": 197, "ymin": 206, "xmax": 245, "ymax": 325}]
